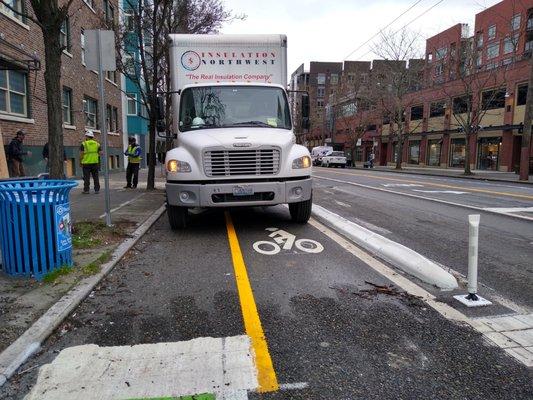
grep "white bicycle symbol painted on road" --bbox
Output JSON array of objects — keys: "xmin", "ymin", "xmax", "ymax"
[{"xmin": 252, "ymin": 227, "xmax": 324, "ymax": 255}]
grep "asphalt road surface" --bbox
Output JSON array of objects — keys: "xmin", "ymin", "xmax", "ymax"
[
  {"xmin": 313, "ymin": 167, "xmax": 533, "ymax": 310},
  {"xmin": 2, "ymin": 202, "xmax": 532, "ymax": 399}
]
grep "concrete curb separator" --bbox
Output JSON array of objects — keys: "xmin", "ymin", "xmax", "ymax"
[
  {"xmin": 0, "ymin": 204, "xmax": 167, "ymax": 388},
  {"xmin": 345, "ymin": 166, "xmax": 533, "ymax": 186},
  {"xmin": 312, "ymin": 204, "xmax": 458, "ymax": 290}
]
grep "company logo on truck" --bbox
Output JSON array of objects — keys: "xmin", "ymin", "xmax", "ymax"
[{"xmin": 181, "ymin": 51, "xmax": 202, "ymax": 71}]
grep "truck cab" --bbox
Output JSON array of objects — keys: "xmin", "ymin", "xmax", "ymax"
[{"xmin": 164, "ymin": 35, "xmax": 312, "ymax": 229}]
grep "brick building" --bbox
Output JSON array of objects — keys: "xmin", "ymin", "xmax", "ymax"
[
  {"xmin": 0, "ymin": 0, "xmax": 124, "ymax": 177},
  {"xmin": 294, "ymin": 0, "xmax": 533, "ymax": 172}
]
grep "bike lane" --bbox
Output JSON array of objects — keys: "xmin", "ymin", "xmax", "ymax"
[{"xmin": 228, "ymin": 206, "xmax": 533, "ymax": 399}]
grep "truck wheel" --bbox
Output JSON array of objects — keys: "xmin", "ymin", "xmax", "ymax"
[
  {"xmin": 289, "ymin": 197, "xmax": 312, "ymax": 223},
  {"xmin": 167, "ymin": 204, "xmax": 188, "ymax": 230}
]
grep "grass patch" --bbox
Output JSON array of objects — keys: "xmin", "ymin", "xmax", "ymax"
[
  {"xmin": 82, "ymin": 251, "xmax": 112, "ymax": 276},
  {"xmin": 42, "ymin": 265, "xmax": 73, "ymax": 283},
  {"xmin": 72, "ymin": 221, "xmax": 128, "ymax": 249}
]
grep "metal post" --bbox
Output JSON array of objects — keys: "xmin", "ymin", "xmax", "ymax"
[
  {"xmin": 466, "ymin": 214, "xmax": 480, "ymax": 300},
  {"xmin": 96, "ymin": 30, "xmax": 112, "ymax": 226}
]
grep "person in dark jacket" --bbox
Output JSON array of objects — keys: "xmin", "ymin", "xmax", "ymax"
[{"xmin": 7, "ymin": 130, "xmax": 31, "ymax": 177}]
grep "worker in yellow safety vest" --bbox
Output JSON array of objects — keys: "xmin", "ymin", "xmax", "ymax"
[
  {"xmin": 124, "ymin": 136, "xmax": 142, "ymax": 189},
  {"xmin": 80, "ymin": 130, "xmax": 101, "ymax": 194}
]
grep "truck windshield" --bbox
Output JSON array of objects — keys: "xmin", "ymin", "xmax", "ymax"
[{"xmin": 179, "ymin": 86, "xmax": 292, "ymax": 132}]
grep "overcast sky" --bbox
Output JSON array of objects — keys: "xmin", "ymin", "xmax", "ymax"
[{"xmin": 221, "ymin": 0, "xmax": 501, "ymax": 74}]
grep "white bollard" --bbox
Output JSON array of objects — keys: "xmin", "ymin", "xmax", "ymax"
[
  {"xmin": 466, "ymin": 214, "xmax": 480, "ymax": 300},
  {"xmin": 454, "ymin": 214, "xmax": 492, "ymax": 307}
]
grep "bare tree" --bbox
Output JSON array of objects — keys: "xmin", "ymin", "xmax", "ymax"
[
  {"xmin": 1, "ymin": 0, "xmax": 75, "ymax": 179},
  {"xmin": 115, "ymin": 0, "xmax": 242, "ymax": 190},
  {"xmin": 372, "ymin": 28, "xmax": 425, "ymax": 170},
  {"xmin": 520, "ymin": 55, "xmax": 533, "ymax": 180}
]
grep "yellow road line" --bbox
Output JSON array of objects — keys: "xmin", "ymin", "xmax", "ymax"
[
  {"xmin": 224, "ymin": 211, "xmax": 279, "ymax": 393},
  {"xmin": 315, "ymin": 169, "xmax": 533, "ymax": 201}
]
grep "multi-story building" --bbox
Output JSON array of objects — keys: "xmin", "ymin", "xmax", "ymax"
[
  {"xmin": 1, "ymin": 0, "xmax": 124, "ymax": 177},
  {"xmin": 121, "ymin": 0, "xmax": 148, "ymax": 168},
  {"xmin": 289, "ymin": 63, "xmax": 309, "ymax": 145},
  {"xmin": 301, "ymin": 0, "xmax": 533, "ymax": 172}
]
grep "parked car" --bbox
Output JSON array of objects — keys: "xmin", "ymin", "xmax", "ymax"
[
  {"xmin": 321, "ymin": 151, "xmax": 347, "ymax": 168},
  {"xmin": 311, "ymin": 146, "xmax": 333, "ymax": 166}
]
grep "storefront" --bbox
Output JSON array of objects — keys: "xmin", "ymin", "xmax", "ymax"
[
  {"xmin": 449, "ymin": 138, "xmax": 466, "ymax": 168},
  {"xmin": 408, "ymin": 140, "xmax": 420, "ymax": 164},
  {"xmin": 427, "ymin": 139, "xmax": 442, "ymax": 166},
  {"xmin": 477, "ymin": 137, "xmax": 501, "ymax": 171}
]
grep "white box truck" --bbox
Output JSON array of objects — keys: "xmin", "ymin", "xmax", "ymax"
[{"xmin": 163, "ymin": 34, "xmax": 312, "ymax": 229}]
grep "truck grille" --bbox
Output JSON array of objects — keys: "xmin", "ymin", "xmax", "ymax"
[{"xmin": 203, "ymin": 148, "xmax": 281, "ymax": 176}]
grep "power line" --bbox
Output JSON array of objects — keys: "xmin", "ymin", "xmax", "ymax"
[
  {"xmin": 343, "ymin": 0, "xmax": 424, "ymax": 60},
  {"xmin": 356, "ymin": 0, "xmax": 445, "ymax": 61}
]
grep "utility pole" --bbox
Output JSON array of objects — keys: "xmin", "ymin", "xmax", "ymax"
[{"xmin": 520, "ymin": 55, "xmax": 533, "ymax": 181}]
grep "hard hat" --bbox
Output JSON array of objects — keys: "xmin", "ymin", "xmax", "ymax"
[{"xmin": 85, "ymin": 130, "xmax": 95, "ymax": 138}]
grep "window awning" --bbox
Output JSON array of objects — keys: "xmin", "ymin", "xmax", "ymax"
[{"xmin": 0, "ymin": 37, "xmax": 40, "ymax": 71}]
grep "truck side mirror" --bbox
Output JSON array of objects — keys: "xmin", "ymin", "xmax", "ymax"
[
  {"xmin": 301, "ymin": 93, "xmax": 309, "ymax": 129},
  {"xmin": 156, "ymin": 96, "xmax": 165, "ymax": 121},
  {"xmin": 301, "ymin": 93, "xmax": 310, "ymax": 130}
]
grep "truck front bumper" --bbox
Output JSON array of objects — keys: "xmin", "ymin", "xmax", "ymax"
[{"xmin": 166, "ymin": 178, "xmax": 312, "ymax": 207}]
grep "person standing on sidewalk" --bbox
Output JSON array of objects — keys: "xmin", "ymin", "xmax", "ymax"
[
  {"xmin": 80, "ymin": 130, "xmax": 101, "ymax": 194},
  {"xmin": 124, "ymin": 136, "xmax": 142, "ymax": 189},
  {"xmin": 6, "ymin": 130, "xmax": 31, "ymax": 177}
]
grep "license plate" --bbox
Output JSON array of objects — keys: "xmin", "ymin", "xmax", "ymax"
[{"xmin": 232, "ymin": 185, "xmax": 254, "ymax": 196}]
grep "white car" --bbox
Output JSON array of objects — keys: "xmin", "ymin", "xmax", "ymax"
[{"xmin": 321, "ymin": 151, "xmax": 347, "ymax": 168}]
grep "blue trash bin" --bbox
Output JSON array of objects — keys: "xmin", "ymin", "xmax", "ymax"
[{"xmin": 0, "ymin": 180, "xmax": 78, "ymax": 280}]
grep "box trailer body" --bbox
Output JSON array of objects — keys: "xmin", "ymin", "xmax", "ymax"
[{"xmin": 164, "ymin": 34, "xmax": 312, "ymax": 228}]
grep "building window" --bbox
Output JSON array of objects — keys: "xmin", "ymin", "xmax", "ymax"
[
  {"xmin": 435, "ymin": 63, "xmax": 444, "ymax": 77},
  {"xmin": 330, "ymin": 74, "xmax": 339, "ymax": 85},
  {"xmin": 317, "ymin": 86, "xmax": 325, "ymax": 98},
  {"xmin": 104, "ymin": 0, "xmax": 115, "ymax": 25},
  {"xmin": 84, "ymin": 96, "xmax": 98, "ymax": 128},
  {"xmin": 410, "ymin": 105, "xmax": 423, "ymax": 121},
  {"xmin": 517, "ymin": 84, "xmax": 528, "ymax": 106},
  {"xmin": 427, "ymin": 52, "xmax": 433, "ymax": 63},
  {"xmin": 124, "ymin": 10, "xmax": 135, "ymax": 31},
  {"xmin": 0, "ymin": 0, "xmax": 24, "ymax": 22},
  {"xmin": 140, "ymin": 102, "xmax": 148, "ymax": 119},
  {"xmin": 317, "ymin": 73, "xmax": 326, "ymax": 85},
  {"xmin": 427, "ymin": 139, "xmax": 441, "ymax": 166},
  {"xmin": 525, "ymin": 38, "xmax": 533, "ymax": 53},
  {"xmin": 511, "ymin": 14, "xmax": 521, "ymax": 31},
  {"xmin": 408, "ymin": 141, "xmax": 420, "ymax": 165},
  {"xmin": 106, "ymin": 70, "xmax": 117, "ymax": 83},
  {"xmin": 60, "ymin": 18, "xmax": 71, "ymax": 52},
  {"xmin": 452, "ymin": 95, "xmax": 471, "ymax": 114},
  {"xmin": 482, "ymin": 89, "xmax": 506, "ymax": 110},
  {"xmin": 62, "ymin": 87, "xmax": 73, "ymax": 125},
  {"xmin": 435, "ymin": 47, "xmax": 447, "ymax": 60},
  {"xmin": 106, "ymin": 105, "xmax": 119, "ymax": 132},
  {"xmin": 477, "ymin": 137, "xmax": 500, "ymax": 171},
  {"xmin": 123, "ymin": 53, "xmax": 135, "ymax": 75},
  {"xmin": 486, "ymin": 42, "xmax": 499, "ymax": 59},
  {"xmin": 487, "ymin": 25, "xmax": 496, "ymax": 40},
  {"xmin": 476, "ymin": 53, "xmax": 483, "ymax": 68},
  {"xmin": 81, "ymin": 30, "xmax": 86, "ymax": 65},
  {"xmin": 0, "ymin": 69, "xmax": 28, "ymax": 117},
  {"xmin": 476, "ymin": 33, "xmax": 483, "ymax": 48},
  {"xmin": 317, "ymin": 99, "xmax": 324, "ymax": 108},
  {"xmin": 347, "ymin": 74, "xmax": 355, "ymax": 83},
  {"xmin": 503, "ymin": 33, "xmax": 519, "ymax": 54},
  {"xmin": 127, "ymin": 93, "xmax": 137, "ymax": 115},
  {"xmin": 449, "ymin": 138, "xmax": 466, "ymax": 168},
  {"xmin": 429, "ymin": 101, "xmax": 445, "ymax": 117}
]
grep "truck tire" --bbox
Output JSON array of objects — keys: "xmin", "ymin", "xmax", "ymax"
[
  {"xmin": 289, "ymin": 197, "xmax": 312, "ymax": 223},
  {"xmin": 167, "ymin": 204, "xmax": 188, "ymax": 230}
]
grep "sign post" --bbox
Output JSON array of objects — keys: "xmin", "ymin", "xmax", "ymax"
[{"xmin": 85, "ymin": 30, "xmax": 116, "ymax": 226}]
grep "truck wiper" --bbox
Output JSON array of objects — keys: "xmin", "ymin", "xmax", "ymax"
[{"xmin": 226, "ymin": 121, "xmax": 272, "ymax": 127}]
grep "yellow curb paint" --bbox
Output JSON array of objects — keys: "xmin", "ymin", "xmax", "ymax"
[
  {"xmin": 316, "ymin": 169, "xmax": 533, "ymax": 200},
  {"xmin": 224, "ymin": 211, "xmax": 279, "ymax": 393}
]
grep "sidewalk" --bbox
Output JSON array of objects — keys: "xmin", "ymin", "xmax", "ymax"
[
  {"xmin": 350, "ymin": 163, "xmax": 533, "ymax": 184},
  {"xmin": 0, "ymin": 168, "xmax": 166, "ymax": 354}
]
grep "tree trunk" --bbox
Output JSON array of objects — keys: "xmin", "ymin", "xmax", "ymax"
[
  {"xmin": 395, "ymin": 134, "xmax": 403, "ymax": 170},
  {"xmin": 42, "ymin": 28, "xmax": 64, "ymax": 179},
  {"xmin": 520, "ymin": 56, "xmax": 533, "ymax": 180},
  {"xmin": 146, "ymin": 118, "xmax": 157, "ymax": 190},
  {"xmin": 464, "ymin": 132, "xmax": 472, "ymax": 175}
]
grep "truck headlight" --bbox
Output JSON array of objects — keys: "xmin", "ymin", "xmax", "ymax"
[
  {"xmin": 292, "ymin": 155, "xmax": 311, "ymax": 169},
  {"xmin": 167, "ymin": 160, "xmax": 191, "ymax": 173}
]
